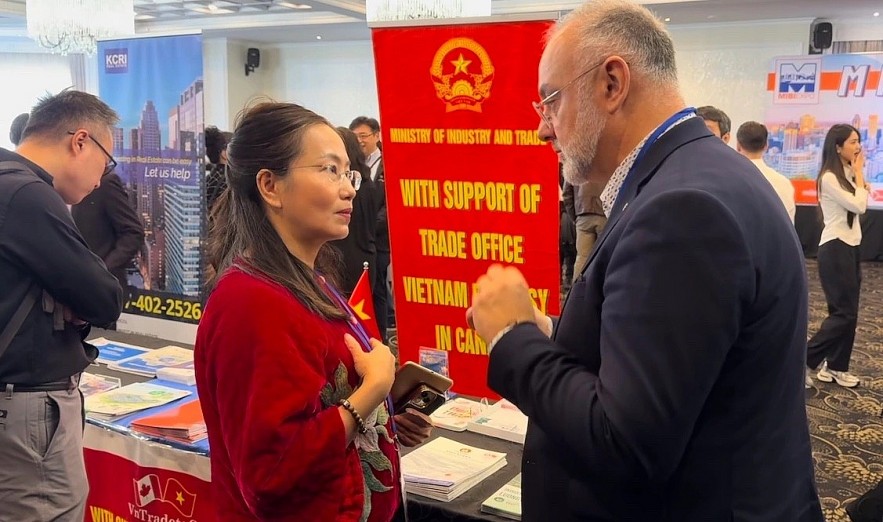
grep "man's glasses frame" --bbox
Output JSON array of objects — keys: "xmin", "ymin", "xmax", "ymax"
[
  {"xmin": 68, "ymin": 131, "xmax": 117, "ymax": 177},
  {"xmin": 532, "ymin": 59, "xmax": 607, "ymax": 129}
]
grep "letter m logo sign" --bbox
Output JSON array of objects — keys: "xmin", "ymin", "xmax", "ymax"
[{"xmin": 779, "ymin": 63, "xmax": 817, "ymax": 93}]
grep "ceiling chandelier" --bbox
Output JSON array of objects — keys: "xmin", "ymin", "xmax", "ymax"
[
  {"xmin": 27, "ymin": 0, "xmax": 135, "ymax": 55},
  {"xmin": 366, "ymin": 0, "xmax": 491, "ymax": 22}
]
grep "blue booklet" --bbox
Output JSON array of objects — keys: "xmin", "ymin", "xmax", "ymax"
[{"xmin": 90, "ymin": 337, "xmax": 150, "ymax": 365}]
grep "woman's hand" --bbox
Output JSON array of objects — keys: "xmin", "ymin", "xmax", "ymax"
[
  {"xmin": 345, "ymin": 334, "xmax": 395, "ymax": 403},
  {"xmin": 394, "ymin": 409, "xmax": 433, "ymax": 447}
]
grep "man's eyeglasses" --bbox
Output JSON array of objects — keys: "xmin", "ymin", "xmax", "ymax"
[
  {"xmin": 292, "ymin": 164, "xmax": 362, "ymax": 190},
  {"xmin": 354, "ymin": 132, "xmax": 376, "ymax": 140},
  {"xmin": 68, "ymin": 131, "xmax": 117, "ymax": 177},
  {"xmin": 532, "ymin": 59, "xmax": 607, "ymax": 129}
]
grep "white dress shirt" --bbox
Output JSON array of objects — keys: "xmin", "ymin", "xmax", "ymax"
[
  {"xmin": 750, "ymin": 158, "xmax": 796, "ymax": 224},
  {"xmin": 818, "ymin": 168, "xmax": 869, "ymax": 247},
  {"xmin": 366, "ymin": 149, "xmax": 382, "ymax": 181}
]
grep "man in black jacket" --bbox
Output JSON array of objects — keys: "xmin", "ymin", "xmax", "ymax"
[
  {"xmin": 72, "ymin": 172, "xmax": 145, "ymax": 292},
  {"xmin": 0, "ymin": 89, "xmax": 123, "ymax": 520}
]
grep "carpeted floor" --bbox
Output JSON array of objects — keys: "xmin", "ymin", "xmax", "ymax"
[{"xmin": 806, "ymin": 260, "xmax": 883, "ymax": 522}]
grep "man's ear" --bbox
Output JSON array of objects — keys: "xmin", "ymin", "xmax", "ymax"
[
  {"xmin": 600, "ymin": 55, "xmax": 630, "ymax": 115},
  {"xmin": 255, "ymin": 169, "xmax": 283, "ymax": 209},
  {"xmin": 69, "ymin": 129, "xmax": 89, "ymax": 157},
  {"xmin": 722, "ymin": 132, "xmax": 731, "ymax": 144}
]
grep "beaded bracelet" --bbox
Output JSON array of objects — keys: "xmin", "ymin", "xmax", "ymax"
[{"xmin": 339, "ymin": 399, "xmax": 368, "ymax": 434}]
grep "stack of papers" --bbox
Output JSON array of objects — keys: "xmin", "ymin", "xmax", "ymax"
[
  {"xmin": 480, "ymin": 473, "xmax": 522, "ymax": 520},
  {"xmin": 430, "ymin": 397, "xmax": 485, "ymax": 431},
  {"xmin": 108, "ymin": 345, "xmax": 194, "ymax": 378},
  {"xmin": 401, "ymin": 437, "xmax": 507, "ymax": 502},
  {"xmin": 85, "ymin": 382, "xmax": 191, "ymax": 422},
  {"xmin": 90, "ymin": 337, "xmax": 150, "ymax": 365},
  {"xmin": 130, "ymin": 399, "xmax": 207, "ymax": 444},
  {"xmin": 78, "ymin": 372, "xmax": 121, "ymax": 397},
  {"xmin": 466, "ymin": 399, "xmax": 528, "ymax": 444}
]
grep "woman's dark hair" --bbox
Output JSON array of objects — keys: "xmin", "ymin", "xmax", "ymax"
[
  {"xmin": 337, "ymin": 127, "xmax": 371, "ymax": 182},
  {"xmin": 817, "ymin": 124, "xmax": 860, "ymax": 228},
  {"xmin": 204, "ymin": 126, "xmax": 231, "ymax": 165},
  {"xmin": 207, "ymin": 102, "xmax": 345, "ymax": 320}
]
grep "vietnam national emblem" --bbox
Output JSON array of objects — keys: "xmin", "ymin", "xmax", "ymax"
[{"xmin": 430, "ymin": 37, "xmax": 495, "ymax": 112}]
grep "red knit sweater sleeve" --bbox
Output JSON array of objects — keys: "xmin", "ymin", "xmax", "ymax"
[{"xmin": 196, "ymin": 270, "xmax": 359, "ymax": 519}]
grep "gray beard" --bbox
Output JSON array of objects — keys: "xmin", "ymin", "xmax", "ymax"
[{"xmin": 560, "ymin": 100, "xmax": 606, "ymax": 186}]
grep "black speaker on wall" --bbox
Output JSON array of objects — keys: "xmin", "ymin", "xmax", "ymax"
[
  {"xmin": 245, "ymin": 48, "xmax": 261, "ymax": 76},
  {"xmin": 812, "ymin": 22, "xmax": 833, "ymax": 52}
]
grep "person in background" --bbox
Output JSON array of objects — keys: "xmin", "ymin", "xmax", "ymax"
[
  {"xmin": 697, "ymin": 105, "xmax": 732, "ymax": 144},
  {"xmin": 349, "ymin": 116, "xmax": 391, "ymax": 341},
  {"xmin": 329, "ymin": 127, "xmax": 381, "ymax": 295},
  {"xmin": 806, "ymin": 124, "xmax": 869, "ymax": 389},
  {"xmin": 196, "ymin": 102, "xmax": 431, "ymax": 522},
  {"xmin": 467, "ymin": 0, "xmax": 822, "ymax": 519},
  {"xmin": 563, "ymin": 179, "xmax": 606, "ymax": 279},
  {"xmin": 9, "ymin": 113, "xmax": 29, "ymax": 146},
  {"xmin": 0, "ymin": 89, "xmax": 123, "ymax": 520},
  {"xmin": 205, "ymin": 125, "xmax": 232, "ymax": 213},
  {"xmin": 736, "ymin": 121, "xmax": 796, "ymax": 224},
  {"xmin": 559, "ymin": 180, "xmax": 577, "ymax": 291},
  {"xmin": 71, "ymin": 168, "xmax": 145, "ymax": 303}
]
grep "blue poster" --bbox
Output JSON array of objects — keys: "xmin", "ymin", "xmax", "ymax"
[{"xmin": 98, "ymin": 35, "xmax": 204, "ymax": 324}]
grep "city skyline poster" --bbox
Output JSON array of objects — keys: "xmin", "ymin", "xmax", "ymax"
[
  {"xmin": 98, "ymin": 35, "xmax": 205, "ymax": 324},
  {"xmin": 765, "ymin": 53, "xmax": 883, "ymax": 208}
]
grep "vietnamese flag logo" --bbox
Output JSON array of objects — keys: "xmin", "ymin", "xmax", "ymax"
[{"xmin": 348, "ymin": 265, "xmax": 382, "ymax": 340}]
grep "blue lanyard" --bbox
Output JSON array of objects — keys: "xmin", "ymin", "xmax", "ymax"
[
  {"xmin": 614, "ymin": 107, "xmax": 696, "ymax": 212},
  {"xmin": 319, "ymin": 277, "xmax": 398, "ymax": 431}
]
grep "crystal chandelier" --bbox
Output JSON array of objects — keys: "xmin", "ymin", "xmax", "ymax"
[
  {"xmin": 27, "ymin": 0, "xmax": 135, "ymax": 55},
  {"xmin": 366, "ymin": 0, "xmax": 491, "ymax": 22}
]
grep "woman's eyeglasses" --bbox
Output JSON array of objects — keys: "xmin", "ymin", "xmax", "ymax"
[{"xmin": 292, "ymin": 164, "xmax": 362, "ymax": 190}]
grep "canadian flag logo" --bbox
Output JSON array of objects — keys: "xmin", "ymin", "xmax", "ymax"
[
  {"xmin": 132, "ymin": 474, "xmax": 198, "ymax": 517},
  {"xmin": 133, "ymin": 474, "xmax": 162, "ymax": 507}
]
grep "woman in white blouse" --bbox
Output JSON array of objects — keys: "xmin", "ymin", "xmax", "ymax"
[{"xmin": 806, "ymin": 124, "xmax": 868, "ymax": 388}]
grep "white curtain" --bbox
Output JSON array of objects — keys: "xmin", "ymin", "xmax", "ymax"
[{"xmin": 0, "ymin": 52, "xmax": 73, "ymax": 149}]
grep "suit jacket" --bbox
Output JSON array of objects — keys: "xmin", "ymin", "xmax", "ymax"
[
  {"xmin": 374, "ymin": 160, "xmax": 389, "ymax": 254},
  {"xmin": 489, "ymin": 117, "xmax": 822, "ymax": 521},
  {"xmin": 72, "ymin": 173, "xmax": 145, "ymax": 286},
  {"xmin": 329, "ymin": 177, "xmax": 381, "ymax": 294}
]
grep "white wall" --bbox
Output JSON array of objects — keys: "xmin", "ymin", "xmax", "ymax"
[
  {"xmin": 269, "ymin": 40, "xmax": 380, "ymax": 128},
  {"xmin": 201, "ymin": 37, "xmax": 279, "ymax": 131},
  {"xmin": 669, "ymin": 19, "xmax": 811, "ymax": 143}
]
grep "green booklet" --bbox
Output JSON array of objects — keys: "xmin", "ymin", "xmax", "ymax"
[{"xmin": 480, "ymin": 473, "xmax": 521, "ymax": 520}]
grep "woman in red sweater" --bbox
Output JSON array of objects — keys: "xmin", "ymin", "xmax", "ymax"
[{"xmin": 195, "ymin": 102, "xmax": 431, "ymax": 521}]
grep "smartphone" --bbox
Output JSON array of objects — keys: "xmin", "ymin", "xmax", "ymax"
[{"xmin": 390, "ymin": 362, "xmax": 453, "ymax": 415}]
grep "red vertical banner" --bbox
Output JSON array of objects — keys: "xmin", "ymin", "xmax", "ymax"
[{"xmin": 373, "ymin": 20, "xmax": 559, "ymax": 398}]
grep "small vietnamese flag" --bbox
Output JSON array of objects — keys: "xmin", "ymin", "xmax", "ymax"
[{"xmin": 348, "ymin": 263, "xmax": 383, "ymax": 341}]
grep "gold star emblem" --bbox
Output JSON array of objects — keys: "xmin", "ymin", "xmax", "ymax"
[
  {"xmin": 176, "ymin": 491, "xmax": 185, "ymax": 505},
  {"xmin": 450, "ymin": 53, "xmax": 472, "ymax": 75},
  {"xmin": 351, "ymin": 300, "xmax": 371, "ymax": 321}
]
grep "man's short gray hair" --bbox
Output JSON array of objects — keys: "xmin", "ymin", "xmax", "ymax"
[{"xmin": 551, "ymin": 0, "xmax": 678, "ymax": 85}]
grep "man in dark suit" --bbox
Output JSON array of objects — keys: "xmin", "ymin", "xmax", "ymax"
[
  {"xmin": 468, "ymin": 1, "xmax": 823, "ymax": 520},
  {"xmin": 72, "ymin": 172, "xmax": 144, "ymax": 291}
]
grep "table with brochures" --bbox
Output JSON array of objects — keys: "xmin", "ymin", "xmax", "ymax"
[{"xmin": 82, "ymin": 328, "xmax": 523, "ymax": 521}]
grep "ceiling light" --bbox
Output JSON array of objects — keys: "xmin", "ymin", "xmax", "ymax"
[
  {"xmin": 26, "ymin": 0, "xmax": 135, "ymax": 55},
  {"xmin": 277, "ymin": 1, "xmax": 312, "ymax": 8},
  {"xmin": 207, "ymin": 3, "xmax": 219, "ymax": 12},
  {"xmin": 316, "ymin": 35, "xmax": 322, "ymax": 40},
  {"xmin": 874, "ymin": 11, "xmax": 880, "ymax": 17},
  {"xmin": 664, "ymin": 17, "xmax": 671, "ymax": 22},
  {"xmin": 366, "ymin": 0, "xmax": 491, "ymax": 22}
]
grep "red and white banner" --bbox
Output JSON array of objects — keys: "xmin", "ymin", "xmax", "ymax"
[
  {"xmin": 372, "ymin": 20, "xmax": 560, "ymax": 398},
  {"xmin": 84, "ymin": 424, "xmax": 214, "ymax": 522}
]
